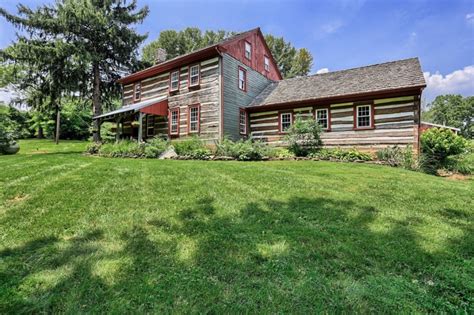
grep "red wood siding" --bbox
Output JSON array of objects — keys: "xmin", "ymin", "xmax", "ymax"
[{"xmin": 221, "ymin": 30, "xmax": 282, "ymax": 81}]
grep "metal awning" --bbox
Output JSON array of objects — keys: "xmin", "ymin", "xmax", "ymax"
[{"xmin": 93, "ymin": 96, "xmax": 168, "ymax": 121}]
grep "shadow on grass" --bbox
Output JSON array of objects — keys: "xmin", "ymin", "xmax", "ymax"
[{"xmin": 1, "ymin": 197, "xmax": 472, "ymax": 313}]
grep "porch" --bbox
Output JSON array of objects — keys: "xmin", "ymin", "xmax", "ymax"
[{"xmin": 93, "ymin": 96, "xmax": 169, "ymax": 141}]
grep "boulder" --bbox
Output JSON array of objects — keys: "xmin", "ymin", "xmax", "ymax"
[{"xmin": 158, "ymin": 147, "xmax": 177, "ymax": 159}]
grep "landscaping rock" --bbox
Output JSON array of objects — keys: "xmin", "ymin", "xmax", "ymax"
[
  {"xmin": 213, "ymin": 156, "xmax": 234, "ymax": 161},
  {"xmin": 159, "ymin": 147, "xmax": 178, "ymax": 159}
]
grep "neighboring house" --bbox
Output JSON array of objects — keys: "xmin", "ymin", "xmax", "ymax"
[{"xmin": 94, "ymin": 27, "xmax": 427, "ymax": 152}]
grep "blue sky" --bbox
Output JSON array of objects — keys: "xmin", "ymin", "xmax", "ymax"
[{"xmin": 1, "ymin": 0, "xmax": 473, "ymax": 103}]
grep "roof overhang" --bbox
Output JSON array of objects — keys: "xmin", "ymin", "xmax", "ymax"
[
  {"xmin": 93, "ymin": 96, "xmax": 168, "ymax": 121},
  {"xmin": 117, "ymin": 46, "xmax": 222, "ymax": 85},
  {"xmin": 245, "ymin": 86, "xmax": 425, "ymax": 113}
]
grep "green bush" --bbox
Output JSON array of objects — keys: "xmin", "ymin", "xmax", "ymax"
[
  {"xmin": 376, "ymin": 145, "xmax": 415, "ymax": 169},
  {"xmin": 172, "ymin": 137, "xmax": 211, "ymax": 159},
  {"xmin": 286, "ymin": 116, "xmax": 322, "ymax": 157},
  {"xmin": 444, "ymin": 153, "xmax": 474, "ymax": 175},
  {"xmin": 143, "ymin": 137, "xmax": 169, "ymax": 158},
  {"xmin": 86, "ymin": 142, "xmax": 102, "ymax": 154},
  {"xmin": 310, "ymin": 148, "xmax": 372, "ymax": 162},
  {"xmin": 420, "ymin": 128, "xmax": 468, "ymax": 174},
  {"xmin": 97, "ymin": 140, "xmax": 146, "ymax": 158},
  {"xmin": 0, "ymin": 105, "xmax": 19, "ymax": 153},
  {"xmin": 265, "ymin": 146, "xmax": 295, "ymax": 159},
  {"xmin": 215, "ymin": 138, "xmax": 267, "ymax": 161}
]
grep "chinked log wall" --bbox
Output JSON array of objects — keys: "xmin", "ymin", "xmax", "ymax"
[
  {"xmin": 249, "ymin": 95, "xmax": 420, "ymax": 151},
  {"xmin": 121, "ymin": 57, "xmax": 221, "ymax": 142}
]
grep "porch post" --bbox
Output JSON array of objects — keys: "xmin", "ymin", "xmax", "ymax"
[
  {"xmin": 138, "ymin": 111, "xmax": 143, "ymax": 142},
  {"xmin": 116, "ymin": 116, "xmax": 121, "ymax": 142}
]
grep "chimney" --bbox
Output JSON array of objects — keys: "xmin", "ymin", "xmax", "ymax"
[{"xmin": 155, "ymin": 48, "xmax": 167, "ymax": 64}]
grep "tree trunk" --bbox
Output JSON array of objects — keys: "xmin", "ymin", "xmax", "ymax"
[
  {"xmin": 55, "ymin": 104, "xmax": 60, "ymax": 145},
  {"xmin": 92, "ymin": 63, "xmax": 102, "ymax": 142},
  {"xmin": 38, "ymin": 126, "xmax": 44, "ymax": 139}
]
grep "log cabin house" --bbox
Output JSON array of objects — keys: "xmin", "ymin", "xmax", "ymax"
[{"xmin": 93, "ymin": 27, "xmax": 427, "ymax": 152}]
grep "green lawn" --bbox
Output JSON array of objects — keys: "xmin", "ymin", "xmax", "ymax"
[{"xmin": 1, "ymin": 139, "xmax": 473, "ymax": 313}]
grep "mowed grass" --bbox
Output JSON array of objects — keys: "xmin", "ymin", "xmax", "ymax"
[{"xmin": 1, "ymin": 139, "xmax": 473, "ymax": 313}]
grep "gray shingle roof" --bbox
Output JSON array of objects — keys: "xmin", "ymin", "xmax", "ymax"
[{"xmin": 249, "ymin": 58, "xmax": 426, "ymax": 107}]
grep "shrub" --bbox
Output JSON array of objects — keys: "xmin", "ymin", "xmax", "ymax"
[
  {"xmin": 310, "ymin": 148, "xmax": 372, "ymax": 162},
  {"xmin": 215, "ymin": 138, "xmax": 267, "ymax": 161},
  {"xmin": 420, "ymin": 128, "xmax": 468, "ymax": 174},
  {"xmin": 97, "ymin": 140, "xmax": 146, "ymax": 158},
  {"xmin": 172, "ymin": 137, "xmax": 211, "ymax": 159},
  {"xmin": 86, "ymin": 142, "xmax": 102, "ymax": 154},
  {"xmin": 0, "ymin": 105, "xmax": 19, "ymax": 154},
  {"xmin": 265, "ymin": 146, "xmax": 295, "ymax": 159},
  {"xmin": 145, "ymin": 137, "xmax": 169, "ymax": 158},
  {"xmin": 376, "ymin": 145, "xmax": 415, "ymax": 169},
  {"xmin": 286, "ymin": 116, "xmax": 322, "ymax": 156}
]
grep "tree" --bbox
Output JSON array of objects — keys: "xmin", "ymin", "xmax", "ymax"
[
  {"xmin": 423, "ymin": 94, "xmax": 474, "ymax": 138},
  {"xmin": 0, "ymin": 6, "xmax": 84, "ymax": 144},
  {"xmin": 56, "ymin": 0, "xmax": 149, "ymax": 141},
  {"xmin": 141, "ymin": 28, "xmax": 234, "ymax": 66},
  {"xmin": 141, "ymin": 29, "xmax": 313, "ymax": 78}
]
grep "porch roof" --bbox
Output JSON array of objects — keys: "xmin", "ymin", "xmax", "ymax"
[{"xmin": 93, "ymin": 96, "xmax": 168, "ymax": 121}]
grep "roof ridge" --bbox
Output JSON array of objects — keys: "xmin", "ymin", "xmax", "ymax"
[{"xmin": 283, "ymin": 57, "xmax": 420, "ymax": 82}]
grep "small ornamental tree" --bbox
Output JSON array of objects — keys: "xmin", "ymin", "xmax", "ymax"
[
  {"xmin": 286, "ymin": 116, "xmax": 323, "ymax": 156},
  {"xmin": 420, "ymin": 128, "xmax": 468, "ymax": 173}
]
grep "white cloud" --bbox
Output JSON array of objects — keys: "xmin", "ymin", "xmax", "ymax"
[
  {"xmin": 321, "ymin": 20, "xmax": 343, "ymax": 34},
  {"xmin": 316, "ymin": 68, "xmax": 329, "ymax": 74},
  {"xmin": 466, "ymin": 13, "xmax": 474, "ymax": 24},
  {"xmin": 423, "ymin": 65, "xmax": 474, "ymax": 102}
]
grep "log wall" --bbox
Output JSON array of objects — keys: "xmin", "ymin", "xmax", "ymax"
[
  {"xmin": 121, "ymin": 57, "xmax": 221, "ymax": 142},
  {"xmin": 249, "ymin": 95, "xmax": 421, "ymax": 151}
]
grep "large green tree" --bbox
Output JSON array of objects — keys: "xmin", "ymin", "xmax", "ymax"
[
  {"xmin": 423, "ymin": 94, "xmax": 473, "ymax": 138},
  {"xmin": 1, "ymin": 0, "xmax": 149, "ymax": 142},
  {"xmin": 141, "ymin": 29, "xmax": 313, "ymax": 79}
]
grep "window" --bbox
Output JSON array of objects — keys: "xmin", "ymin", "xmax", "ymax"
[
  {"xmin": 316, "ymin": 108, "xmax": 329, "ymax": 130},
  {"xmin": 146, "ymin": 115, "xmax": 155, "ymax": 137},
  {"xmin": 244, "ymin": 41, "xmax": 252, "ymax": 60},
  {"xmin": 239, "ymin": 109, "xmax": 247, "ymax": 135},
  {"xmin": 134, "ymin": 82, "xmax": 141, "ymax": 101},
  {"xmin": 238, "ymin": 67, "xmax": 247, "ymax": 91},
  {"xmin": 169, "ymin": 70, "xmax": 180, "ymax": 92},
  {"xmin": 356, "ymin": 104, "xmax": 372, "ymax": 128},
  {"xmin": 264, "ymin": 56, "xmax": 270, "ymax": 72},
  {"xmin": 188, "ymin": 105, "xmax": 200, "ymax": 133},
  {"xmin": 188, "ymin": 64, "xmax": 200, "ymax": 87},
  {"xmin": 169, "ymin": 108, "xmax": 179, "ymax": 135},
  {"xmin": 279, "ymin": 112, "xmax": 293, "ymax": 133}
]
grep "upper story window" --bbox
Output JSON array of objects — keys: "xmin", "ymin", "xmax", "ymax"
[
  {"xmin": 244, "ymin": 41, "xmax": 252, "ymax": 60},
  {"xmin": 169, "ymin": 108, "xmax": 179, "ymax": 135},
  {"xmin": 356, "ymin": 104, "xmax": 373, "ymax": 129},
  {"xmin": 264, "ymin": 56, "xmax": 270, "ymax": 72},
  {"xmin": 279, "ymin": 112, "xmax": 293, "ymax": 133},
  {"xmin": 169, "ymin": 70, "xmax": 180, "ymax": 92},
  {"xmin": 238, "ymin": 67, "xmax": 247, "ymax": 91},
  {"xmin": 188, "ymin": 104, "xmax": 200, "ymax": 133},
  {"xmin": 134, "ymin": 82, "xmax": 141, "ymax": 101},
  {"xmin": 316, "ymin": 108, "xmax": 329, "ymax": 130},
  {"xmin": 189, "ymin": 64, "xmax": 200, "ymax": 87},
  {"xmin": 239, "ymin": 109, "xmax": 247, "ymax": 135}
]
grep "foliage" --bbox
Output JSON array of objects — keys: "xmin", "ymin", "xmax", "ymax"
[
  {"xmin": 310, "ymin": 148, "xmax": 372, "ymax": 162},
  {"xmin": 144, "ymin": 137, "xmax": 169, "ymax": 158},
  {"xmin": 142, "ymin": 28, "xmax": 233, "ymax": 65},
  {"xmin": 376, "ymin": 146, "xmax": 416, "ymax": 169},
  {"xmin": 3, "ymin": 139, "xmax": 473, "ymax": 313},
  {"xmin": 215, "ymin": 138, "xmax": 267, "ymax": 161},
  {"xmin": 0, "ymin": 105, "xmax": 19, "ymax": 153},
  {"xmin": 172, "ymin": 137, "xmax": 211, "ymax": 159},
  {"xmin": 27, "ymin": 110, "xmax": 54, "ymax": 138},
  {"xmin": 97, "ymin": 140, "xmax": 147, "ymax": 158},
  {"xmin": 141, "ymin": 28, "xmax": 313, "ymax": 79},
  {"xmin": 99, "ymin": 122, "xmax": 117, "ymax": 143},
  {"xmin": 85, "ymin": 142, "xmax": 101, "ymax": 155},
  {"xmin": 0, "ymin": 104, "xmax": 32, "ymax": 139},
  {"xmin": 422, "ymin": 94, "xmax": 473, "ymax": 138},
  {"xmin": 265, "ymin": 147, "xmax": 295, "ymax": 159},
  {"xmin": 285, "ymin": 116, "xmax": 322, "ymax": 157},
  {"xmin": 420, "ymin": 128, "xmax": 468, "ymax": 173},
  {"xmin": 59, "ymin": 98, "xmax": 92, "ymax": 140}
]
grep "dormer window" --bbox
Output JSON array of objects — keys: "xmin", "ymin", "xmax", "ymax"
[
  {"xmin": 264, "ymin": 56, "xmax": 270, "ymax": 72},
  {"xmin": 169, "ymin": 70, "xmax": 180, "ymax": 92},
  {"xmin": 244, "ymin": 41, "xmax": 252, "ymax": 60},
  {"xmin": 134, "ymin": 82, "xmax": 141, "ymax": 101},
  {"xmin": 188, "ymin": 64, "xmax": 200, "ymax": 87}
]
